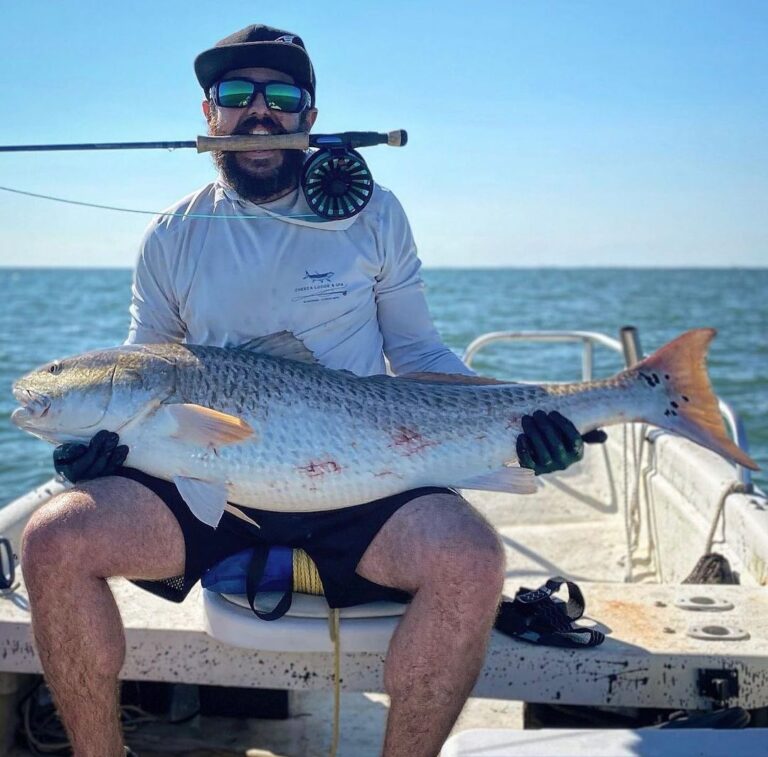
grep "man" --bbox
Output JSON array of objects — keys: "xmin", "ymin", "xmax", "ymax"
[{"xmin": 21, "ymin": 25, "xmax": 597, "ymax": 757}]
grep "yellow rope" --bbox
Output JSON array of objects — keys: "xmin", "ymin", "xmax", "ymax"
[
  {"xmin": 292, "ymin": 548, "xmax": 325, "ymax": 595},
  {"xmin": 328, "ymin": 608, "xmax": 341, "ymax": 757},
  {"xmin": 290, "ymin": 549, "xmax": 340, "ymax": 757}
]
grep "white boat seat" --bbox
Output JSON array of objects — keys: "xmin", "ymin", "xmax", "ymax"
[{"xmin": 202, "ymin": 589, "xmax": 407, "ymax": 653}]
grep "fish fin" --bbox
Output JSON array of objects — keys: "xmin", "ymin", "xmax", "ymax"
[
  {"xmin": 223, "ymin": 503, "xmax": 262, "ymax": 529},
  {"xmin": 174, "ymin": 477, "xmax": 228, "ymax": 528},
  {"xmin": 161, "ymin": 404, "xmax": 254, "ymax": 445},
  {"xmin": 236, "ymin": 331, "xmax": 318, "ymax": 364},
  {"xmin": 399, "ymin": 372, "xmax": 513, "ymax": 385},
  {"xmin": 454, "ymin": 466, "xmax": 537, "ymax": 495},
  {"xmin": 632, "ymin": 329, "xmax": 759, "ymax": 470}
]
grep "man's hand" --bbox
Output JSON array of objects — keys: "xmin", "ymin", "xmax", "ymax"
[
  {"xmin": 53, "ymin": 430, "xmax": 129, "ymax": 484},
  {"xmin": 516, "ymin": 410, "xmax": 607, "ymax": 475}
]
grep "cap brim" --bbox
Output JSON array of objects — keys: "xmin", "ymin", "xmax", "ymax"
[{"xmin": 194, "ymin": 42, "xmax": 314, "ymax": 99}]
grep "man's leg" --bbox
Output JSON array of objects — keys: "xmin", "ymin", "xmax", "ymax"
[
  {"xmin": 356, "ymin": 491, "xmax": 505, "ymax": 757},
  {"xmin": 21, "ymin": 477, "xmax": 186, "ymax": 757}
]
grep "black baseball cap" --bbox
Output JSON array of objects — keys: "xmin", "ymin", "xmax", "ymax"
[{"xmin": 194, "ymin": 24, "xmax": 316, "ymax": 105}]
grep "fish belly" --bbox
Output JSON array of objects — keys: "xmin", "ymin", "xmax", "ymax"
[{"xmin": 122, "ymin": 400, "xmax": 517, "ymax": 512}]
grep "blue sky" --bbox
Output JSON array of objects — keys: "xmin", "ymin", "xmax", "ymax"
[{"xmin": 0, "ymin": 1, "xmax": 765, "ymax": 268}]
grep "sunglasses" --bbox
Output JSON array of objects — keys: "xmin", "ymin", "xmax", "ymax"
[{"xmin": 212, "ymin": 79, "xmax": 311, "ymax": 113}]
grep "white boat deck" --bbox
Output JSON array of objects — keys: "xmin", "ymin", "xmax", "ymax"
[{"xmin": 4, "ymin": 570, "xmax": 768, "ymax": 706}]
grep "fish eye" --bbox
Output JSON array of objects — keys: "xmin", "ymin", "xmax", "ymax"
[{"xmin": 48, "ymin": 361, "xmax": 62, "ymax": 375}]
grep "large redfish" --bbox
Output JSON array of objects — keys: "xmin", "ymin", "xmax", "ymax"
[{"xmin": 11, "ymin": 329, "xmax": 757, "ymax": 527}]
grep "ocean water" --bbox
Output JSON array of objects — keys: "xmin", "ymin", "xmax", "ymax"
[{"xmin": 1, "ymin": 267, "xmax": 765, "ymax": 506}]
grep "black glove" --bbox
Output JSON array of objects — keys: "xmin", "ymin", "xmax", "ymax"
[
  {"xmin": 53, "ymin": 430, "xmax": 129, "ymax": 484},
  {"xmin": 517, "ymin": 410, "xmax": 607, "ymax": 475}
]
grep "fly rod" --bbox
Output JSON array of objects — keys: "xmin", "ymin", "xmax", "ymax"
[
  {"xmin": 0, "ymin": 129, "xmax": 408, "ymax": 219},
  {"xmin": 0, "ymin": 130, "xmax": 407, "ymax": 154}
]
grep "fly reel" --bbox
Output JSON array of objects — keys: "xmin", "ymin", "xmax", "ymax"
[{"xmin": 301, "ymin": 147, "xmax": 373, "ymax": 220}]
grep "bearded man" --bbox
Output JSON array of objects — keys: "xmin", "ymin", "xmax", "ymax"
[{"xmin": 21, "ymin": 25, "xmax": 595, "ymax": 757}]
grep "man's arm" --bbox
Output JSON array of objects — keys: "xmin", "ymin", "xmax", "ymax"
[
  {"xmin": 374, "ymin": 192, "xmax": 474, "ymax": 376},
  {"xmin": 373, "ymin": 192, "xmax": 605, "ymax": 473},
  {"xmin": 124, "ymin": 223, "xmax": 186, "ymax": 346}
]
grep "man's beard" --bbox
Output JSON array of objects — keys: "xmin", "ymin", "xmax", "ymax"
[{"xmin": 209, "ymin": 111, "xmax": 310, "ymax": 204}]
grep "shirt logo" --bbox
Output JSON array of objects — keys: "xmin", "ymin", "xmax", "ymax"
[
  {"xmin": 293, "ymin": 270, "xmax": 348, "ymax": 303},
  {"xmin": 303, "ymin": 270, "xmax": 334, "ymax": 283}
]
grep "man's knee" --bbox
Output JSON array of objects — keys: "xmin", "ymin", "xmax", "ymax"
[
  {"xmin": 415, "ymin": 494, "xmax": 506, "ymax": 600},
  {"xmin": 23, "ymin": 476, "xmax": 186, "ymax": 588},
  {"xmin": 22, "ymin": 485, "xmax": 106, "ymax": 575},
  {"xmin": 432, "ymin": 529, "xmax": 505, "ymax": 603}
]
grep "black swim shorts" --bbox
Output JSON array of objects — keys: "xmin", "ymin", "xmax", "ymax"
[{"xmin": 113, "ymin": 468, "xmax": 457, "ymax": 609}]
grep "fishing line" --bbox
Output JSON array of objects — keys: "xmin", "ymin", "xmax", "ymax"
[{"xmin": 0, "ymin": 184, "xmax": 318, "ymax": 221}]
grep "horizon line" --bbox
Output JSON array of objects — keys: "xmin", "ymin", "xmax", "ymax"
[{"xmin": 2, "ymin": 264, "xmax": 767, "ymax": 272}]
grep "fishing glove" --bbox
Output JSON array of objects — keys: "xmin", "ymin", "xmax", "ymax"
[
  {"xmin": 517, "ymin": 410, "xmax": 607, "ymax": 475},
  {"xmin": 53, "ymin": 430, "xmax": 129, "ymax": 484}
]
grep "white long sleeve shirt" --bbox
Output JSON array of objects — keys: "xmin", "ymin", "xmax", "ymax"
[{"xmin": 126, "ymin": 177, "xmax": 473, "ymax": 377}]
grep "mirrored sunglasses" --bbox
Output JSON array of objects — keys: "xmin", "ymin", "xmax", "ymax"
[{"xmin": 213, "ymin": 79, "xmax": 310, "ymax": 113}]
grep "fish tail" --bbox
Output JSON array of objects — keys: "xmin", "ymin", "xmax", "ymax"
[{"xmin": 630, "ymin": 328, "xmax": 758, "ymax": 470}]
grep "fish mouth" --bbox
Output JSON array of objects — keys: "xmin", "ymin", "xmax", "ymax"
[{"xmin": 11, "ymin": 385, "xmax": 51, "ymax": 427}]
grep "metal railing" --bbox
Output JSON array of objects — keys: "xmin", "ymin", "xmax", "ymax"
[{"xmin": 462, "ymin": 329, "xmax": 753, "ymax": 490}]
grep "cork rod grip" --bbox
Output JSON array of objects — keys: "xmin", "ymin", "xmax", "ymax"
[{"xmin": 196, "ymin": 133, "xmax": 311, "ymax": 153}]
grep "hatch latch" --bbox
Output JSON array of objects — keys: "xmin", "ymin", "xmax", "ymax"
[{"xmin": 697, "ymin": 668, "xmax": 739, "ymax": 705}]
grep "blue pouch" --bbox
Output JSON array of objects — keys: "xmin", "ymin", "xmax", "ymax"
[{"xmin": 202, "ymin": 544, "xmax": 293, "ymax": 612}]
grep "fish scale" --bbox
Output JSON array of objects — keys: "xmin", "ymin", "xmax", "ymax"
[
  {"xmin": 120, "ymin": 347, "xmax": 653, "ymax": 509},
  {"xmin": 11, "ymin": 329, "xmax": 758, "ymax": 526}
]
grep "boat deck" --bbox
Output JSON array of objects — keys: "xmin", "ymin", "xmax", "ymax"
[
  {"xmin": 5, "ymin": 569, "xmax": 768, "ymax": 704},
  {"xmin": 7, "ymin": 689, "xmax": 524, "ymax": 756}
]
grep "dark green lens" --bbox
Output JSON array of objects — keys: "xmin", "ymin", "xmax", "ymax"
[
  {"xmin": 265, "ymin": 83, "xmax": 305, "ymax": 112},
  {"xmin": 217, "ymin": 80, "xmax": 255, "ymax": 108}
]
